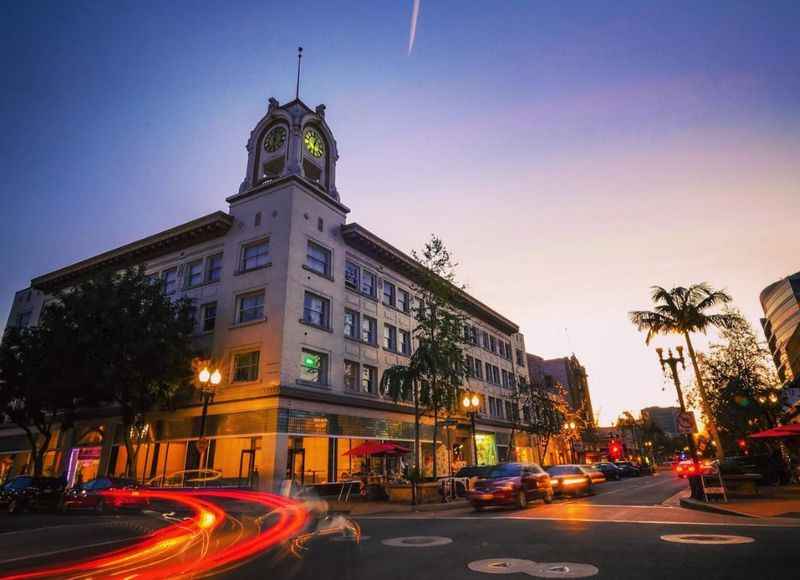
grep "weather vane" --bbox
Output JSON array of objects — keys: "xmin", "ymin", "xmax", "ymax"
[{"xmin": 295, "ymin": 46, "xmax": 303, "ymax": 100}]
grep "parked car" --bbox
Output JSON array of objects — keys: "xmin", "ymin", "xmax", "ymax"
[
  {"xmin": 613, "ymin": 462, "xmax": 641, "ymax": 477},
  {"xmin": 634, "ymin": 462, "xmax": 654, "ymax": 476},
  {"xmin": 581, "ymin": 465, "xmax": 606, "ymax": 484},
  {"xmin": 546, "ymin": 465, "xmax": 594, "ymax": 497},
  {"xmin": 592, "ymin": 462, "xmax": 622, "ymax": 481},
  {"xmin": 468, "ymin": 463, "xmax": 553, "ymax": 510},
  {"xmin": 453, "ymin": 465, "xmax": 491, "ymax": 497},
  {"xmin": 0, "ymin": 475, "xmax": 66, "ymax": 514},
  {"xmin": 62, "ymin": 477, "xmax": 148, "ymax": 513}
]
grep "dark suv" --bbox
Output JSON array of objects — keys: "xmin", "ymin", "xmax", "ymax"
[
  {"xmin": 468, "ymin": 463, "xmax": 553, "ymax": 510},
  {"xmin": 0, "ymin": 475, "xmax": 67, "ymax": 514}
]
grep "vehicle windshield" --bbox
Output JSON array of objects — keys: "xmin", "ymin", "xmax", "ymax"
[
  {"xmin": 547, "ymin": 466, "xmax": 580, "ymax": 476},
  {"xmin": 486, "ymin": 464, "xmax": 521, "ymax": 478},
  {"xmin": 455, "ymin": 466, "xmax": 490, "ymax": 478}
]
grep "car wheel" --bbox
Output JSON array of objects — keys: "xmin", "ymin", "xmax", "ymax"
[
  {"xmin": 516, "ymin": 490, "xmax": 528, "ymax": 509},
  {"xmin": 543, "ymin": 491, "xmax": 554, "ymax": 504},
  {"xmin": 95, "ymin": 499, "xmax": 107, "ymax": 514},
  {"xmin": 586, "ymin": 481, "xmax": 594, "ymax": 496}
]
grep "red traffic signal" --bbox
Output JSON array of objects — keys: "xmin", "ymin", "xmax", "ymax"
[
  {"xmin": 609, "ymin": 440, "xmax": 622, "ymax": 459},
  {"xmin": 737, "ymin": 439, "xmax": 747, "ymax": 449}
]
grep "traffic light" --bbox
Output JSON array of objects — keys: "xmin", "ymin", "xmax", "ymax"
[{"xmin": 737, "ymin": 438, "xmax": 747, "ymax": 450}]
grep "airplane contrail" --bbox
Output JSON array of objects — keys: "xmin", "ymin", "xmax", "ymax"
[{"xmin": 408, "ymin": 0, "xmax": 421, "ymax": 55}]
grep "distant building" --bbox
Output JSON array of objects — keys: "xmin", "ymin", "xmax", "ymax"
[
  {"xmin": 760, "ymin": 271, "xmax": 800, "ymax": 386},
  {"xmin": 541, "ymin": 355, "xmax": 595, "ymax": 426},
  {"xmin": 641, "ymin": 406, "xmax": 681, "ymax": 436}
]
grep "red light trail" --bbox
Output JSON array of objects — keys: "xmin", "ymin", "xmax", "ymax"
[{"xmin": 3, "ymin": 489, "xmax": 310, "ymax": 579}]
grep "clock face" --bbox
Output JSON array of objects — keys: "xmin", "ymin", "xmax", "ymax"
[
  {"xmin": 264, "ymin": 126, "xmax": 287, "ymax": 153},
  {"xmin": 303, "ymin": 128, "xmax": 325, "ymax": 158}
]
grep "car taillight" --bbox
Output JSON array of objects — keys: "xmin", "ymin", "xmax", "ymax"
[{"xmin": 688, "ymin": 465, "xmax": 696, "ymax": 473}]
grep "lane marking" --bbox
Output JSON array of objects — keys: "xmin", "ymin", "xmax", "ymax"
[{"xmin": 0, "ymin": 538, "xmax": 134, "ymax": 565}]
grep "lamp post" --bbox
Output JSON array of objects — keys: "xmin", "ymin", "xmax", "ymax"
[
  {"xmin": 566, "ymin": 420, "xmax": 578, "ymax": 463},
  {"xmin": 197, "ymin": 366, "xmax": 222, "ymax": 472},
  {"xmin": 462, "ymin": 393, "xmax": 481, "ymax": 465},
  {"xmin": 644, "ymin": 440, "xmax": 654, "ymax": 465},
  {"xmin": 657, "ymin": 346, "xmax": 702, "ymax": 498}
]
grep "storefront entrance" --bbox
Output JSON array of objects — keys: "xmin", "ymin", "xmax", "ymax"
[{"xmin": 66, "ymin": 446, "xmax": 101, "ymax": 487}]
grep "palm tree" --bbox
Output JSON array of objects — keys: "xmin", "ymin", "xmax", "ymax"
[{"xmin": 629, "ymin": 284, "xmax": 741, "ymax": 459}]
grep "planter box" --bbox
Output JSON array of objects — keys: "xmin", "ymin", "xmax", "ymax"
[{"xmin": 386, "ymin": 481, "xmax": 440, "ymax": 504}]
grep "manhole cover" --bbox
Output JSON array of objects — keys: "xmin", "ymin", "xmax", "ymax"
[
  {"xmin": 531, "ymin": 562, "xmax": 599, "ymax": 578},
  {"xmin": 382, "ymin": 536, "xmax": 453, "ymax": 547},
  {"xmin": 467, "ymin": 559, "xmax": 598, "ymax": 578},
  {"xmin": 468, "ymin": 559, "xmax": 537, "ymax": 574},
  {"xmin": 661, "ymin": 534, "xmax": 754, "ymax": 545}
]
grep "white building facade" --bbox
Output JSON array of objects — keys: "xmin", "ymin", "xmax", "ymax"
[{"xmin": 2, "ymin": 98, "xmax": 536, "ymax": 489}]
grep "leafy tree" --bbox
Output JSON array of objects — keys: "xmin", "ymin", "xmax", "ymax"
[
  {"xmin": 382, "ymin": 235, "xmax": 466, "ymax": 487},
  {"xmin": 0, "ymin": 324, "xmax": 82, "ymax": 476},
  {"xmin": 692, "ymin": 310, "xmax": 781, "ymax": 451},
  {"xmin": 629, "ymin": 284, "xmax": 741, "ymax": 459},
  {"xmin": 46, "ymin": 267, "xmax": 196, "ymax": 476},
  {"xmin": 516, "ymin": 380, "xmax": 568, "ymax": 464}
]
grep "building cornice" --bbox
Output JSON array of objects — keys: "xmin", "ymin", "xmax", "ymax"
[
  {"xmin": 31, "ymin": 211, "xmax": 234, "ymax": 292},
  {"xmin": 226, "ymin": 174, "xmax": 350, "ymax": 214},
  {"xmin": 340, "ymin": 223, "xmax": 520, "ymax": 335}
]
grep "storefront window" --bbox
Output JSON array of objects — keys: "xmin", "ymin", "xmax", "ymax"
[
  {"xmin": 336, "ymin": 438, "xmax": 367, "ymax": 481},
  {"xmin": 475, "ymin": 433, "xmax": 498, "ymax": 466}
]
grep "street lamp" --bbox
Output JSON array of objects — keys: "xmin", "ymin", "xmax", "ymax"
[
  {"xmin": 657, "ymin": 346, "xmax": 702, "ymax": 498},
  {"xmin": 462, "ymin": 393, "xmax": 481, "ymax": 465},
  {"xmin": 197, "ymin": 366, "xmax": 222, "ymax": 471},
  {"xmin": 565, "ymin": 420, "xmax": 578, "ymax": 463}
]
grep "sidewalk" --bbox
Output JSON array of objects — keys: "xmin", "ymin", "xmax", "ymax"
[
  {"xmin": 680, "ymin": 484, "xmax": 800, "ymax": 519},
  {"xmin": 323, "ymin": 497, "xmax": 469, "ymax": 516}
]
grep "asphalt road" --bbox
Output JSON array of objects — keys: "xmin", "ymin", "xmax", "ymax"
[
  {"xmin": 235, "ymin": 473, "xmax": 798, "ymax": 580},
  {"xmin": 1, "ymin": 474, "xmax": 796, "ymax": 579}
]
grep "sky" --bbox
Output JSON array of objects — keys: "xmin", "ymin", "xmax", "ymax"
[{"xmin": 1, "ymin": 1, "xmax": 799, "ymax": 426}]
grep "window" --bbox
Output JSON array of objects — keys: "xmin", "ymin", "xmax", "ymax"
[
  {"xmin": 317, "ymin": 217, "xmax": 324, "ymax": 232},
  {"xmin": 237, "ymin": 291, "xmax": 265, "ymax": 323},
  {"xmin": 397, "ymin": 288, "xmax": 410, "ymax": 312},
  {"xmin": 383, "ymin": 280, "xmax": 396, "ymax": 307},
  {"xmin": 485, "ymin": 362, "xmax": 493, "ymax": 384},
  {"xmin": 516, "ymin": 349, "xmax": 525, "ymax": 366},
  {"xmin": 505, "ymin": 401, "xmax": 515, "ymax": 421},
  {"xmin": 465, "ymin": 356, "xmax": 474, "ymax": 377},
  {"xmin": 306, "ymin": 241, "xmax": 331, "ymax": 277},
  {"xmin": 300, "ymin": 349, "xmax": 328, "ymax": 385},
  {"xmin": 361, "ymin": 365, "xmax": 377, "ymax": 394},
  {"xmin": 232, "ymin": 351, "xmax": 260, "ymax": 383},
  {"xmin": 162, "ymin": 268, "xmax": 177, "ymax": 294},
  {"xmin": 185, "ymin": 260, "xmax": 203, "ymax": 288},
  {"xmin": 505, "ymin": 342, "xmax": 513, "ymax": 360},
  {"xmin": 488, "ymin": 397, "xmax": 498, "ymax": 417},
  {"xmin": 345, "ymin": 261, "xmax": 360, "ymax": 291},
  {"xmin": 241, "ymin": 240, "xmax": 270, "ymax": 271},
  {"xmin": 202, "ymin": 302, "xmax": 217, "ymax": 332},
  {"xmin": 361, "ymin": 315, "xmax": 377, "ymax": 344},
  {"xmin": 206, "ymin": 254, "xmax": 223, "ymax": 283},
  {"xmin": 303, "ymin": 292, "xmax": 330, "ymax": 328},
  {"xmin": 383, "ymin": 324, "xmax": 397, "ymax": 351},
  {"xmin": 482, "ymin": 331, "xmax": 490, "ymax": 349},
  {"xmin": 16, "ymin": 311, "xmax": 32, "ymax": 328},
  {"xmin": 344, "ymin": 309, "xmax": 360, "ymax": 339},
  {"xmin": 399, "ymin": 329, "xmax": 411, "ymax": 355},
  {"xmin": 490, "ymin": 336, "xmax": 497, "ymax": 354},
  {"xmin": 474, "ymin": 358, "xmax": 483, "ymax": 380},
  {"xmin": 494, "ymin": 366, "xmax": 501, "ymax": 384},
  {"xmin": 498, "ymin": 341, "xmax": 505, "ymax": 358},
  {"xmin": 361, "ymin": 270, "xmax": 377, "ymax": 298},
  {"xmin": 344, "ymin": 360, "xmax": 359, "ymax": 391}
]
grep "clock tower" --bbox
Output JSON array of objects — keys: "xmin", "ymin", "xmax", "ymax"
[{"xmin": 238, "ymin": 97, "xmax": 340, "ymax": 202}]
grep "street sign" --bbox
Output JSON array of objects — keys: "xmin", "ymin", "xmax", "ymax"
[{"xmin": 677, "ymin": 412, "xmax": 697, "ymax": 434}]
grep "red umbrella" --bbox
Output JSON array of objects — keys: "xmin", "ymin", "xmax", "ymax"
[
  {"xmin": 344, "ymin": 442, "xmax": 411, "ymax": 457},
  {"xmin": 748, "ymin": 424, "xmax": 800, "ymax": 439}
]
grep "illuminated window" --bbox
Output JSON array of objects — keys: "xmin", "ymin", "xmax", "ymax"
[
  {"xmin": 300, "ymin": 349, "xmax": 328, "ymax": 385},
  {"xmin": 233, "ymin": 351, "xmax": 260, "ymax": 383},
  {"xmin": 241, "ymin": 240, "xmax": 270, "ymax": 272}
]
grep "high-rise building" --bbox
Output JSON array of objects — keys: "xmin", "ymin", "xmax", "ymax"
[
  {"xmin": 541, "ymin": 355, "xmax": 595, "ymax": 426},
  {"xmin": 640, "ymin": 406, "xmax": 681, "ymax": 436},
  {"xmin": 760, "ymin": 271, "xmax": 800, "ymax": 386},
  {"xmin": 1, "ymin": 96, "xmax": 536, "ymax": 488}
]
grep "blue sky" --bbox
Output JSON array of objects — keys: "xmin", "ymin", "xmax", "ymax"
[{"xmin": 2, "ymin": 1, "xmax": 799, "ymax": 424}]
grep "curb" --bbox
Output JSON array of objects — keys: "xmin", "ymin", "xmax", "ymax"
[{"xmin": 679, "ymin": 497, "xmax": 757, "ymax": 519}]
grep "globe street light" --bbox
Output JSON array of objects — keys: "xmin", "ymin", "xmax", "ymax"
[
  {"xmin": 462, "ymin": 393, "xmax": 480, "ymax": 465},
  {"xmin": 197, "ymin": 366, "xmax": 222, "ymax": 471}
]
